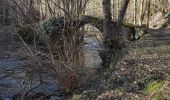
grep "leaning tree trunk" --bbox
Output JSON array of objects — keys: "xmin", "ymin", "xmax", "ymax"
[
  {"xmin": 116, "ymin": 0, "xmax": 130, "ymax": 43},
  {"xmin": 117, "ymin": 0, "xmax": 130, "ymax": 40},
  {"xmin": 117, "ymin": 0, "xmax": 130, "ymax": 25}
]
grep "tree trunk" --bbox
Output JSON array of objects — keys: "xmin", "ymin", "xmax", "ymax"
[
  {"xmin": 116, "ymin": 0, "xmax": 130, "ymax": 49},
  {"xmin": 0, "ymin": 0, "xmax": 3, "ymax": 24},
  {"xmin": 0, "ymin": 0, "xmax": 9, "ymax": 24},
  {"xmin": 116, "ymin": 0, "xmax": 120, "ymax": 20},
  {"xmin": 117, "ymin": 0, "xmax": 130, "ymax": 26},
  {"xmin": 101, "ymin": 0, "xmax": 129, "ymax": 68},
  {"xmin": 139, "ymin": 0, "xmax": 145, "ymax": 26},
  {"xmin": 102, "ymin": 0, "xmax": 112, "ymax": 39},
  {"xmin": 133, "ymin": 0, "xmax": 137, "ymax": 24},
  {"xmin": 102, "ymin": 0, "xmax": 113, "ymax": 67},
  {"xmin": 147, "ymin": 0, "xmax": 151, "ymax": 28}
]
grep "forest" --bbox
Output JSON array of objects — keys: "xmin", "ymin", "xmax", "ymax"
[{"xmin": 0, "ymin": 0, "xmax": 170, "ymax": 100}]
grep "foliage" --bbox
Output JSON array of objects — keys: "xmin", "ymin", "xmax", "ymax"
[
  {"xmin": 40, "ymin": 17, "xmax": 64, "ymax": 35},
  {"xmin": 17, "ymin": 25, "xmax": 35, "ymax": 44},
  {"xmin": 17, "ymin": 17, "xmax": 65, "ymax": 45},
  {"xmin": 164, "ymin": 12, "xmax": 170, "ymax": 19},
  {"xmin": 158, "ymin": 11, "xmax": 170, "ymax": 29}
]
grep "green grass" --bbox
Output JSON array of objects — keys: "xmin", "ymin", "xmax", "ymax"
[
  {"xmin": 144, "ymin": 80, "xmax": 165, "ymax": 100},
  {"xmin": 144, "ymin": 80, "xmax": 163, "ymax": 95},
  {"xmin": 152, "ymin": 93, "xmax": 163, "ymax": 100}
]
